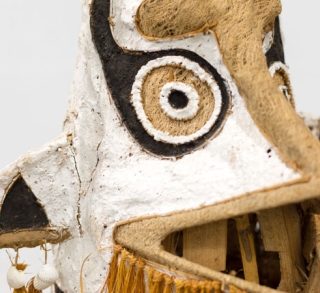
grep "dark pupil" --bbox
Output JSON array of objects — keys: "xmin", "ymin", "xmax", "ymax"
[{"xmin": 168, "ymin": 90, "xmax": 189, "ymax": 109}]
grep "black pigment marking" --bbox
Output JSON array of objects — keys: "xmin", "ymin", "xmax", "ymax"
[
  {"xmin": 266, "ymin": 17, "xmax": 285, "ymax": 66},
  {"xmin": 168, "ymin": 90, "xmax": 189, "ymax": 109},
  {"xmin": 90, "ymin": 0, "xmax": 230, "ymax": 157},
  {"xmin": 0, "ymin": 176, "xmax": 49, "ymax": 233}
]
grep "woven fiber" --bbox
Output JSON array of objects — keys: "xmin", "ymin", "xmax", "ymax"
[
  {"xmin": 136, "ymin": 0, "xmax": 219, "ymax": 39},
  {"xmin": 141, "ymin": 65, "xmax": 215, "ymax": 137}
]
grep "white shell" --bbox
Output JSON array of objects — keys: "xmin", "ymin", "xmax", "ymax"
[
  {"xmin": 7, "ymin": 266, "xmax": 26, "ymax": 289},
  {"xmin": 33, "ymin": 276, "xmax": 52, "ymax": 290},
  {"xmin": 33, "ymin": 264, "xmax": 59, "ymax": 290},
  {"xmin": 37, "ymin": 264, "xmax": 59, "ymax": 283}
]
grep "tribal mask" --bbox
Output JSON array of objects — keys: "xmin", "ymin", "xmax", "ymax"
[{"xmin": 1, "ymin": 1, "xmax": 320, "ymax": 292}]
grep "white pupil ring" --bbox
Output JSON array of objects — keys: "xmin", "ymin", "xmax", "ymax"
[{"xmin": 160, "ymin": 82, "xmax": 199, "ymax": 120}]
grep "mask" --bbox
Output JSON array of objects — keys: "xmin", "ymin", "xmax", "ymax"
[{"xmin": 1, "ymin": 0, "xmax": 320, "ymax": 292}]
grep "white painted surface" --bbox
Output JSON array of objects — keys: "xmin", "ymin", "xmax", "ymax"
[
  {"xmin": 262, "ymin": 30, "xmax": 274, "ymax": 54},
  {"xmin": 269, "ymin": 61, "xmax": 290, "ymax": 77},
  {"xmin": 0, "ymin": 0, "xmax": 318, "ymax": 292}
]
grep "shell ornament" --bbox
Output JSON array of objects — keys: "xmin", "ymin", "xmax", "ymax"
[{"xmin": 27, "ymin": 265, "xmax": 59, "ymax": 292}]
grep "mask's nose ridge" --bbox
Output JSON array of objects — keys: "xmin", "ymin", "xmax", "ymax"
[{"xmin": 211, "ymin": 0, "xmax": 320, "ymax": 177}]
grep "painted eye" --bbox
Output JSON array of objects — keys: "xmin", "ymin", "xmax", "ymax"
[
  {"xmin": 269, "ymin": 62, "xmax": 295, "ymax": 108},
  {"xmin": 131, "ymin": 56, "xmax": 224, "ymax": 145}
]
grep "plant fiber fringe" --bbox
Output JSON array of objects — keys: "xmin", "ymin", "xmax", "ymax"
[{"xmin": 100, "ymin": 245, "xmax": 247, "ymax": 293}]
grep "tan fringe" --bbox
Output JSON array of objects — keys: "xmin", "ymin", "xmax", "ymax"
[
  {"xmin": 13, "ymin": 288, "xmax": 27, "ymax": 293},
  {"xmin": 163, "ymin": 275, "xmax": 173, "ymax": 293},
  {"xmin": 113, "ymin": 249, "xmax": 129, "ymax": 293},
  {"xmin": 26, "ymin": 278, "xmax": 42, "ymax": 293},
  {"xmin": 212, "ymin": 280, "xmax": 222, "ymax": 293},
  {"xmin": 183, "ymin": 280, "xmax": 192, "ymax": 293},
  {"xmin": 190, "ymin": 280, "xmax": 200, "ymax": 293},
  {"xmin": 99, "ymin": 246, "xmax": 246, "ymax": 293},
  {"xmin": 149, "ymin": 270, "xmax": 164, "ymax": 293},
  {"xmin": 102, "ymin": 245, "xmax": 122, "ymax": 293},
  {"xmin": 198, "ymin": 281, "xmax": 205, "ymax": 293},
  {"xmin": 132, "ymin": 259, "xmax": 146, "ymax": 293},
  {"xmin": 147, "ymin": 267, "xmax": 155, "ymax": 290},
  {"xmin": 122, "ymin": 254, "xmax": 137, "ymax": 293},
  {"xmin": 174, "ymin": 279, "xmax": 185, "ymax": 293}
]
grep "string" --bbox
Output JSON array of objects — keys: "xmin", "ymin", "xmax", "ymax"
[{"xmin": 79, "ymin": 246, "xmax": 112, "ymax": 293}]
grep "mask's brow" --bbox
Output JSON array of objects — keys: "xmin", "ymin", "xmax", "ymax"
[
  {"xmin": 135, "ymin": 0, "xmax": 281, "ymax": 40},
  {"xmin": 135, "ymin": 0, "xmax": 223, "ymax": 39}
]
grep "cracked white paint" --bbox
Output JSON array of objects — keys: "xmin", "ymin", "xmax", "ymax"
[{"xmin": 0, "ymin": 1, "xmax": 305, "ymax": 292}]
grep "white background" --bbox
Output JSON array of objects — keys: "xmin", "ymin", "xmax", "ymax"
[{"xmin": 0, "ymin": 1, "xmax": 318, "ymax": 292}]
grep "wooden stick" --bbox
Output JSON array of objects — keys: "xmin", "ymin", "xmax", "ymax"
[
  {"xmin": 303, "ymin": 245, "xmax": 320, "ymax": 292},
  {"xmin": 183, "ymin": 220, "xmax": 227, "ymax": 271},
  {"xmin": 162, "ymin": 233, "xmax": 177, "ymax": 255},
  {"xmin": 235, "ymin": 215, "xmax": 259, "ymax": 284},
  {"xmin": 258, "ymin": 205, "xmax": 305, "ymax": 292}
]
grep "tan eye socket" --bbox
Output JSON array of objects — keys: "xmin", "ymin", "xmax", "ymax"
[
  {"xmin": 269, "ymin": 62, "xmax": 295, "ymax": 108},
  {"xmin": 135, "ymin": 0, "xmax": 218, "ymax": 39},
  {"xmin": 131, "ymin": 56, "xmax": 223, "ymax": 145}
]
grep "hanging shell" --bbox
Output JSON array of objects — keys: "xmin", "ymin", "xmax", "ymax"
[
  {"xmin": 7, "ymin": 266, "xmax": 26, "ymax": 289},
  {"xmin": 33, "ymin": 265, "xmax": 59, "ymax": 290}
]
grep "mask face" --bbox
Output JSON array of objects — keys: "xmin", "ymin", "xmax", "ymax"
[
  {"xmin": 2, "ymin": 1, "xmax": 320, "ymax": 293},
  {"xmin": 90, "ymin": 0, "xmax": 301, "ymax": 210},
  {"xmin": 86, "ymin": 2, "xmax": 320, "ymax": 292}
]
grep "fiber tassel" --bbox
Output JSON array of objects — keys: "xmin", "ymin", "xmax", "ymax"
[
  {"xmin": 26, "ymin": 278, "xmax": 42, "ymax": 293},
  {"xmin": 190, "ymin": 280, "xmax": 200, "ymax": 293},
  {"xmin": 122, "ymin": 255, "xmax": 137, "ymax": 293},
  {"xmin": 163, "ymin": 275, "xmax": 173, "ymax": 293},
  {"xmin": 183, "ymin": 280, "xmax": 192, "ymax": 293},
  {"xmin": 13, "ymin": 288, "xmax": 27, "ymax": 293},
  {"xmin": 204, "ymin": 282, "xmax": 212, "ymax": 293},
  {"xmin": 198, "ymin": 281, "xmax": 205, "ymax": 293},
  {"xmin": 103, "ymin": 245, "xmax": 122, "ymax": 293},
  {"xmin": 149, "ymin": 271, "xmax": 164, "ymax": 293},
  {"xmin": 113, "ymin": 249, "xmax": 129, "ymax": 293},
  {"xmin": 174, "ymin": 279, "xmax": 185, "ymax": 293},
  {"xmin": 132, "ymin": 259, "xmax": 145, "ymax": 293},
  {"xmin": 147, "ymin": 267, "xmax": 155, "ymax": 291},
  {"xmin": 212, "ymin": 281, "xmax": 222, "ymax": 293}
]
